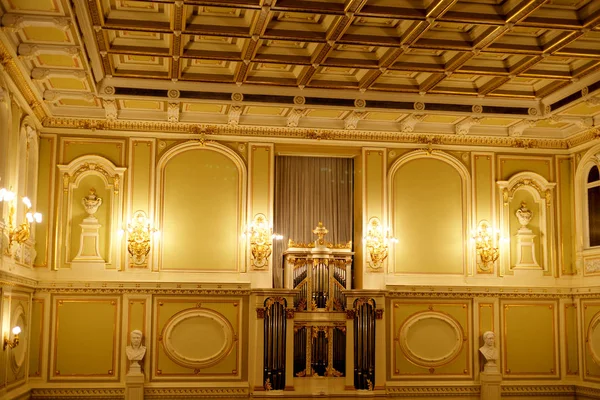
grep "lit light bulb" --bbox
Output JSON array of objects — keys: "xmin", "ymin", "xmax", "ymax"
[
  {"xmin": 12, "ymin": 326, "xmax": 21, "ymax": 335},
  {"xmin": 22, "ymin": 197, "xmax": 32, "ymax": 208},
  {"xmin": 34, "ymin": 212, "xmax": 42, "ymax": 223}
]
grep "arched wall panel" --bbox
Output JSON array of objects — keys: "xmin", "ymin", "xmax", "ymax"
[
  {"xmin": 390, "ymin": 156, "xmax": 467, "ymax": 275},
  {"xmin": 157, "ymin": 143, "xmax": 246, "ymax": 271}
]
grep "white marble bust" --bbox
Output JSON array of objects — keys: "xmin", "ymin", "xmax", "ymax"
[
  {"xmin": 479, "ymin": 331, "xmax": 499, "ymax": 372},
  {"xmin": 126, "ymin": 330, "xmax": 146, "ymax": 365}
]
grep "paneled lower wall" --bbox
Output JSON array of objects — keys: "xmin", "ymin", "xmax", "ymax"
[{"xmin": 1, "ymin": 279, "xmax": 600, "ymax": 399}]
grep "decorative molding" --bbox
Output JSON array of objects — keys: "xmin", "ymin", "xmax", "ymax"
[
  {"xmin": 40, "ymin": 118, "xmax": 576, "ymax": 150},
  {"xmin": 161, "ymin": 308, "xmax": 235, "ymax": 369},
  {"xmin": 387, "ymin": 285, "xmax": 597, "ymax": 299},
  {"xmin": 0, "ymin": 270, "xmax": 38, "ymax": 288},
  {"xmin": 287, "ymin": 108, "xmax": 306, "ymax": 127},
  {"xmin": 386, "ymin": 385, "xmax": 480, "ymax": 396},
  {"xmin": 455, "ymin": 116, "xmax": 482, "ymax": 135},
  {"xmin": 501, "ymin": 385, "xmax": 575, "ymax": 396},
  {"xmin": 585, "ymin": 258, "xmax": 600, "ymax": 274},
  {"xmin": 228, "ymin": 105, "xmax": 242, "ymax": 126},
  {"xmin": 144, "ymin": 387, "xmax": 249, "ymax": 398},
  {"xmin": 167, "ymin": 102, "xmax": 180, "ymax": 123},
  {"xmin": 398, "ymin": 311, "xmax": 464, "ymax": 368},
  {"xmin": 345, "ymin": 110, "xmax": 366, "ymax": 130},
  {"xmin": 576, "ymin": 385, "xmax": 600, "ymax": 398},
  {"xmin": 30, "ymin": 388, "xmax": 125, "ymax": 399},
  {"xmin": 400, "ymin": 114, "xmax": 425, "ymax": 133}
]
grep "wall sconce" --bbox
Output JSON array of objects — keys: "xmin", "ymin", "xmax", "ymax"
[
  {"xmin": 244, "ymin": 213, "xmax": 282, "ymax": 269},
  {"xmin": 365, "ymin": 217, "xmax": 397, "ymax": 269},
  {"xmin": 3, "ymin": 326, "xmax": 21, "ymax": 350},
  {"xmin": 472, "ymin": 220, "xmax": 500, "ymax": 271},
  {"xmin": 124, "ymin": 210, "xmax": 158, "ymax": 266},
  {"xmin": 0, "ymin": 188, "xmax": 42, "ymax": 252}
]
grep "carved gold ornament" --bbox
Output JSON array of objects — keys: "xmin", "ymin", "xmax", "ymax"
[
  {"xmin": 244, "ymin": 213, "xmax": 282, "ymax": 269},
  {"xmin": 0, "ymin": 188, "xmax": 42, "ymax": 254},
  {"xmin": 365, "ymin": 217, "xmax": 397, "ymax": 269},
  {"xmin": 124, "ymin": 210, "xmax": 158, "ymax": 266},
  {"xmin": 472, "ymin": 220, "xmax": 500, "ymax": 272}
]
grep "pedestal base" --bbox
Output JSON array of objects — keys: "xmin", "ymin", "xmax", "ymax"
[
  {"xmin": 480, "ymin": 371, "xmax": 501, "ymax": 400},
  {"xmin": 125, "ymin": 364, "xmax": 144, "ymax": 400},
  {"xmin": 125, "ymin": 361, "xmax": 144, "ymax": 400},
  {"xmin": 73, "ymin": 216, "xmax": 104, "ymax": 262}
]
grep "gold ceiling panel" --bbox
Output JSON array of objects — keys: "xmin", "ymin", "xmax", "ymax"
[
  {"xmin": 183, "ymin": 103, "xmax": 227, "ymax": 114},
  {"xmin": 245, "ymin": 106, "xmax": 287, "ymax": 116},
  {"xmin": 57, "ymin": 97, "xmax": 100, "ymax": 107},
  {"xmin": 559, "ymin": 101, "xmax": 600, "ymax": 116},
  {"xmin": 0, "ymin": 0, "xmax": 599, "ymax": 143},
  {"xmin": 121, "ymin": 99, "xmax": 164, "ymax": 111},
  {"xmin": 3, "ymin": 0, "xmax": 61, "ymax": 13}
]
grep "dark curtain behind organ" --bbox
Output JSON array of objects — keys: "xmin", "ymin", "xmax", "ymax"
[{"xmin": 273, "ymin": 156, "xmax": 354, "ymax": 287}]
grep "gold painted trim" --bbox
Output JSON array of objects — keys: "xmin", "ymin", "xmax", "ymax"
[
  {"xmin": 497, "ymin": 155, "xmax": 554, "ymax": 182},
  {"xmin": 501, "ymin": 301, "xmax": 558, "ymax": 378},
  {"xmin": 556, "ymin": 156, "xmax": 577, "ymax": 275},
  {"xmin": 473, "ymin": 153, "xmax": 495, "ymax": 274},
  {"xmin": 388, "ymin": 149, "xmax": 471, "ymax": 276},
  {"xmin": 391, "ymin": 300, "xmax": 471, "ymax": 378},
  {"xmin": 50, "ymin": 297, "xmax": 120, "ymax": 380},
  {"xmin": 582, "ymin": 301, "xmax": 600, "ymax": 380},
  {"xmin": 128, "ymin": 139, "xmax": 154, "ymax": 268},
  {"xmin": 248, "ymin": 144, "xmax": 273, "ymax": 271},
  {"xmin": 126, "ymin": 299, "xmax": 146, "ymax": 374},
  {"xmin": 160, "ymin": 308, "xmax": 236, "ymax": 369},
  {"xmin": 30, "ymin": 298, "xmax": 45, "ymax": 378},
  {"xmin": 155, "ymin": 141, "xmax": 246, "ymax": 272},
  {"xmin": 40, "ymin": 118, "xmax": 579, "ymax": 150},
  {"xmin": 564, "ymin": 303, "xmax": 579, "ymax": 375},
  {"xmin": 398, "ymin": 310, "xmax": 465, "ymax": 368},
  {"xmin": 34, "ymin": 135, "xmax": 56, "ymax": 268},
  {"xmin": 478, "ymin": 303, "xmax": 494, "ymax": 341},
  {"xmin": 152, "ymin": 298, "xmax": 241, "ymax": 379},
  {"xmin": 59, "ymin": 138, "xmax": 126, "ymax": 165}
]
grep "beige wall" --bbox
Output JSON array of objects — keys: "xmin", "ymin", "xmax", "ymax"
[{"xmin": 1, "ymin": 83, "xmax": 600, "ymax": 398}]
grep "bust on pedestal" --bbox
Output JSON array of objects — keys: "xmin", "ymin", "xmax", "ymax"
[
  {"xmin": 125, "ymin": 330, "xmax": 146, "ymax": 400},
  {"xmin": 479, "ymin": 331, "xmax": 501, "ymax": 400}
]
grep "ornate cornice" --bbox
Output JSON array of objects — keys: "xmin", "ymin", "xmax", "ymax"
[
  {"xmin": 576, "ymin": 385, "xmax": 600, "ymax": 398},
  {"xmin": 144, "ymin": 387, "xmax": 249, "ymax": 398},
  {"xmin": 0, "ymin": 270, "xmax": 38, "ymax": 289},
  {"xmin": 387, "ymin": 285, "xmax": 589, "ymax": 299},
  {"xmin": 35, "ymin": 281, "xmax": 251, "ymax": 295},
  {"xmin": 501, "ymin": 385, "xmax": 575, "ymax": 396},
  {"xmin": 387, "ymin": 385, "xmax": 480, "ymax": 397},
  {"xmin": 40, "ymin": 117, "xmax": 575, "ymax": 150},
  {"xmin": 567, "ymin": 127, "xmax": 600, "ymax": 149},
  {"xmin": 30, "ymin": 388, "xmax": 125, "ymax": 399}
]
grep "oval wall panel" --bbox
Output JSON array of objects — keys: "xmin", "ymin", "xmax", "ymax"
[
  {"xmin": 588, "ymin": 312, "xmax": 600, "ymax": 365},
  {"xmin": 398, "ymin": 311, "xmax": 464, "ymax": 368},
  {"xmin": 162, "ymin": 308, "xmax": 235, "ymax": 369}
]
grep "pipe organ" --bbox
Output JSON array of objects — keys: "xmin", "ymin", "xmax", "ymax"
[
  {"xmin": 260, "ymin": 223, "xmax": 381, "ymax": 391},
  {"xmin": 263, "ymin": 297, "xmax": 287, "ymax": 390}
]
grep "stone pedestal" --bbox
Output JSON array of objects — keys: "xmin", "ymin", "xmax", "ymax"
[
  {"xmin": 514, "ymin": 227, "xmax": 538, "ymax": 268},
  {"xmin": 73, "ymin": 216, "xmax": 104, "ymax": 262},
  {"xmin": 125, "ymin": 363, "xmax": 144, "ymax": 400},
  {"xmin": 480, "ymin": 370, "xmax": 501, "ymax": 400}
]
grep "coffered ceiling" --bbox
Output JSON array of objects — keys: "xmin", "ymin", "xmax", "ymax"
[{"xmin": 1, "ymin": 0, "xmax": 600, "ymax": 144}]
